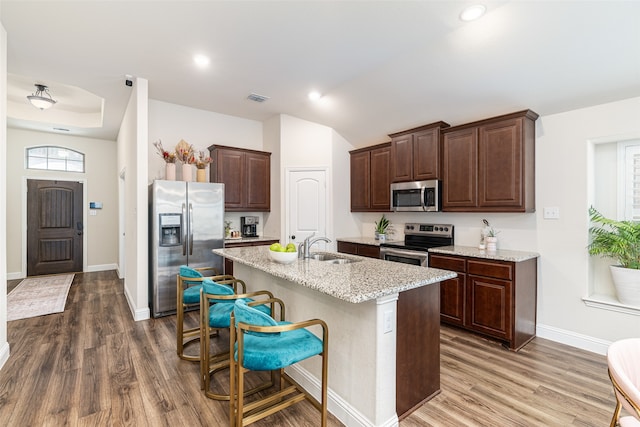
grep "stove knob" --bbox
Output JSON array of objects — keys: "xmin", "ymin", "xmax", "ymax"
[{"xmin": 444, "ymin": 227, "xmax": 449, "ymax": 232}]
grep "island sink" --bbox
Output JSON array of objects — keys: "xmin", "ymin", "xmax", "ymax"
[{"xmin": 309, "ymin": 253, "xmax": 359, "ymax": 263}]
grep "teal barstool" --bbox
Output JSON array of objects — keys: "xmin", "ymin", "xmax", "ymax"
[
  {"xmin": 200, "ymin": 278, "xmax": 276, "ymax": 400},
  {"xmin": 176, "ymin": 265, "xmax": 227, "ymax": 361},
  {"xmin": 230, "ymin": 299, "xmax": 328, "ymax": 427}
]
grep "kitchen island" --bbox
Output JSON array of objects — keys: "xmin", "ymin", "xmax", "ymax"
[{"xmin": 212, "ymin": 246, "xmax": 457, "ymax": 427}]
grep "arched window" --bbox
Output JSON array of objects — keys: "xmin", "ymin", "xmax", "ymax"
[{"xmin": 26, "ymin": 146, "xmax": 85, "ymax": 173}]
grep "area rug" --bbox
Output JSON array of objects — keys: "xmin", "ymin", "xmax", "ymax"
[{"xmin": 7, "ymin": 274, "xmax": 74, "ymax": 321}]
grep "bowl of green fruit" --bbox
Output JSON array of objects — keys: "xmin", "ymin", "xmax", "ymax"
[{"xmin": 268, "ymin": 242, "xmax": 298, "ymax": 264}]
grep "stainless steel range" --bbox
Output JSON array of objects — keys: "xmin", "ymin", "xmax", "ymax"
[{"xmin": 380, "ymin": 223, "xmax": 454, "ymax": 266}]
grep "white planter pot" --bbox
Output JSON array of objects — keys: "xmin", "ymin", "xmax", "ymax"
[
  {"xmin": 609, "ymin": 265, "xmax": 640, "ymax": 306},
  {"xmin": 485, "ymin": 236, "xmax": 498, "ymax": 251}
]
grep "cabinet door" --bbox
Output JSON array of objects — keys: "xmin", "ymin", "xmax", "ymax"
[
  {"xmin": 350, "ymin": 151, "xmax": 371, "ymax": 211},
  {"xmin": 214, "ymin": 148, "xmax": 244, "ymax": 209},
  {"xmin": 370, "ymin": 146, "xmax": 391, "ymax": 211},
  {"xmin": 440, "ymin": 275, "xmax": 466, "ymax": 326},
  {"xmin": 467, "ymin": 275, "xmax": 512, "ymax": 340},
  {"xmin": 442, "ymin": 128, "xmax": 478, "ymax": 209},
  {"xmin": 413, "ymin": 128, "xmax": 440, "ymax": 180},
  {"xmin": 478, "ymin": 118, "xmax": 523, "ymax": 209},
  {"xmin": 245, "ymin": 151, "xmax": 270, "ymax": 211},
  {"xmin": 390, "ymin": 134, "xmax": 413, "ymax": 182}
]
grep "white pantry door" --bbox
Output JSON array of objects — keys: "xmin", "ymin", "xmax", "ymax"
[{"xmin": 287, "ymin": 169, "xmax": 327, "ymax": 250}]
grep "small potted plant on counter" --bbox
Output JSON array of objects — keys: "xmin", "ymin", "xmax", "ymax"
[
  {"xmin": 375, "ymin": 215, "xmax": 391, "ymax": 242},
  {"xmin": 588, "ymin": 206, "xmax": 640, "ymax": 306}
]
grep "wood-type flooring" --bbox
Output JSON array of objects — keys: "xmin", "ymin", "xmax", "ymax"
[{"xmin": 1, "ymin": 271, "xmax": 620, "ymax": 426}]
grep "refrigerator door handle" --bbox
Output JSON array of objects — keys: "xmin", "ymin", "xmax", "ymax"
[
  {"xmin": 182, "ymin": 203, "xmax": 187, "ymax": 256},
  {"xmin": 189, "ymin": 203, "xmax": 194, "ymax": 255}
]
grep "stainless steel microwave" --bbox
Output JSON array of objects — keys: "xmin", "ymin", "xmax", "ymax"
[{"xmin": 390, "ymin": 180, "xmax": 441, "ymax": 212}]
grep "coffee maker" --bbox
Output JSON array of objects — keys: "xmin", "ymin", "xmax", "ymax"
[{"xmin": 240, "ymin": 216, "xmax": 259, "ymax": 237}]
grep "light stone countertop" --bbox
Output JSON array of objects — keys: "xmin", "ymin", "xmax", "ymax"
[
  {"xmin": 336, "ymin": 237, "xmax": 404, "ymax": 246},
  {"xmin": 428, "ymin": 245, "xmax": 540, "ymax": 262},
  {"xmin": 213, "ymin": 246, "xmax": 457, "ymax": 304}
]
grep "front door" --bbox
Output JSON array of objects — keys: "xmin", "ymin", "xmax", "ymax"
[{"xmin": 27, "ymin": 179, "xmax": 83, "ymax": 276}]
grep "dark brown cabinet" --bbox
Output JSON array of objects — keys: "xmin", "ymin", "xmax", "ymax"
[
  {"xmin": 389, "ymin": 122, "xmax": 449, "ymax": 183},
  {"xmin": 429, "ymin": 252, "xmax": 537, "ymax": 351},
  {"xmin": 223, "ymin": 239, "xmax": 279, "ymax": 275},
  {"xmin": 349, "ymin": 143, "xmax": 391, "ymax": 212},
  {"xmin": 337, "ymin": 241, "xmax": 380, "ymax": 259},
  {"xmin": 209, "ymin": 145, "xmax": 271, "ymax": 211},
  {"xmin": 442, "ymin": 110, "xmax": 538, "ymax": 212}
]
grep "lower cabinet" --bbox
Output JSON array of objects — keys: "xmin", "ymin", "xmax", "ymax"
[
  {"xmin": 429, "ymin": 253, "xmax": 537, "ymax": 351},
  {"xmin": 337, "ymin": 241, "xmax": 380, "ymax": 259},
  {"xmin": 223, "ymin": 239, "xmax": 279, "ymax": 275}
]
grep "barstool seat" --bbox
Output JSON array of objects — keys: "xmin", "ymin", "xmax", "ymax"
[
  {"xmin": 176, "ymin": 265, "xmax": 227, "ymax": 362},
  {"xmin": 200, "ymin": 278, "xmax": 276, "ymax": 400},
  {"xmin": 230, "ymin": 299, "xmax": 328, "ymax": 427}
]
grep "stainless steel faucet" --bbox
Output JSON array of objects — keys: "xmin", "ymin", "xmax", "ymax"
[{"xmin": 298, "ymin": 232, "xmax": 332, "ymax": 259}]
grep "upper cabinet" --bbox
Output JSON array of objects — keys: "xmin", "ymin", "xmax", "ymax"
[
  {"xmin": 350, "ymin": 142, "xmax": 391, "ymax": 212},
  {"xmin": 389, "ymin": 122, "xmax": 450, "ymax": 183},
  {"xmin": 442, "ymin": 110, "xmax": 538, "ymax": 212},
  {"xmin": 209, "ymin": 145, "xmax": 271, "ymax": 211}
]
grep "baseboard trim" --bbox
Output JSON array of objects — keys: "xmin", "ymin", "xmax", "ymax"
[
  {"xmin": 123, "ymin": 282, "xmax": 150, "ymax": 322},
  {"xmin": 536, "ymin": 323, "xmax": 611, "ymax": 355},
  {"xmin": 287, "ymin": 364, "xmax": 399, "ymax": 427},
  {"xmin": 87, "ymin": 263, "xmax": 118, "ymax": 273},
  {"xmin": 8, "ymin": 263, "xmax": 118, "ymax": 279},
  {"xmin": 0, "ymin": 341, "xmax": 10, "ymax": 371}
]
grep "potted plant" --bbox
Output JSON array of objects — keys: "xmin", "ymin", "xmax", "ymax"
[
  {"xmin": 588, "ymin": 206, "xmax": 640, "ymax": 305},
  {"xmin": 375, "ymin": 215, "xmax": 390, "ymax": 241}
]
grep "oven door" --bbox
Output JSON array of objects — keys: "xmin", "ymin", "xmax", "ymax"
[{"xmin": 379, "ymin": 246, "xmax": 428, "ymax": 267}]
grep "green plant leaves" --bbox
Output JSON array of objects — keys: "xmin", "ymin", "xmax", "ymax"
[{"xmin": 588, "ymin": 206, "xmax": 640, "ymax": 269}]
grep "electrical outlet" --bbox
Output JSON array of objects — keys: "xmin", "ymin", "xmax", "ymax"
[
  {"xmin": 543, "ymin": 207, "xmax": 560, "ymax": 219},
  {"xmin": 383, "ymin": 310, "xmax": 393, "ymax": 334}
]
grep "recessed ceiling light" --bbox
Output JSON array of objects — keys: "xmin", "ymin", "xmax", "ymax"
[
  {"xmin": 308, "ymin": 91, "xmax": 322, "ymax": 101},
  {"xmin": 193, "ymin": 54, "xmax": 210, "ymax": 68},
  {"xmin": 460, "ymin": 4, "xmax": 486, "ymax": 22}
]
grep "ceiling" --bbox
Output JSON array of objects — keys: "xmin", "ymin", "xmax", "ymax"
[{"xmin": 2, "ymin": 1, "xmax": 639, "ymax": 148}]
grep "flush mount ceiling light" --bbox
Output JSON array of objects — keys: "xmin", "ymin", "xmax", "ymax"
[
  {"xmin": 193, "ymin": 54, "xmax": 210, "ymax": 68},
  {"xmin": 308, "ymin": 91, "xmax": 322, "ymax": 101},
  {"xmin": 27, "ymin": 84, "xmax": 57, "ymax": 110},
  {"xmin": 460, "ymin": 4, "xmax": 486, "ymax": 22}
]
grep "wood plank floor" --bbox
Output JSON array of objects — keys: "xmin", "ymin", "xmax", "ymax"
[{"xmin": 1, "ymin": 271, "xmax": 618, "ymax": 426}]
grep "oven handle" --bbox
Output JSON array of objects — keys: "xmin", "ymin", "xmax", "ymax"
[{"xmin": 380, "ymin": 247, "xmax": 429, "ymax": 261}]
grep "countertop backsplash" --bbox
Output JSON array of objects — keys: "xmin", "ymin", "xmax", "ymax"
[{"xmin": 354, "ymin": 211, "xmax": 538, "ymax": 252}]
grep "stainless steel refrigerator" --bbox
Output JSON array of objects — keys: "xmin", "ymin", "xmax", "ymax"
[{"xmin": 149, "ymin": 180, "xmax": 224, "ymax": 317}]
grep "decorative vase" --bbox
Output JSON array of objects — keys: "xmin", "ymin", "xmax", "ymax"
[
  {"xmin": 485, "ymin": 236, "xmax": 498, "ymax": 251},
  {"xmin": 196, "ymin": 168, "xmax": 207, "ymax": 183},
  {"xmin": 609, "ymin": 265, "xmax": 640, "ymax": 306},
  {"xmin": 182, "ymin": 164, "xmax": 193, "ymax": 182},
  {"xmin": 165, "ymin": 163, "xmax": 176, "ymax": 181}
]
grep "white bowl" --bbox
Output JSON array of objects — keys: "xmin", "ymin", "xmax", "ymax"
[{"xmin": 269, "ymin": 250, "xmax": 298, "ymax": 264}]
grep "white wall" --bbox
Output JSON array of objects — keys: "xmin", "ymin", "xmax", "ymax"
[
  {"xmin": 262, "ymin": 115, "xmax": 282, "ymax": 239},
  {"xmin": 117, "ymin": 77, "xmax": 149, "ymax": 321},
  {"xmin": 0, "ymin": 17, "xmax": 9, "ymax": 370},
  {"xmin": 5, "ymin": 129, "xmax": 118, "ymax": 277},
  {"xmin": 278, "ymin": 114, "xmax": 336, "ymax": 246}
]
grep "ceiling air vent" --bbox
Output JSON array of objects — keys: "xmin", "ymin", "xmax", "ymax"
[{"xmin": 247, "ymin": 93, "xmax": 270, "ymax": 103}]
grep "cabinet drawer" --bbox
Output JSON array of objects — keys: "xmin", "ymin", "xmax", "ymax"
[
  {"xmin": 429, "ymin": 255, "xmax": 465, "ymax": 272},
  {"xmin": 467, "ymin": 260, "xmax": 512, "ymax": 280},
  {"xmin": 337, "ymin": 241, "xmax": 358, "ymax": 256},
  {"xmin": 358, "ymin": 244, "xmax": 380, "ymax": 259}
]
